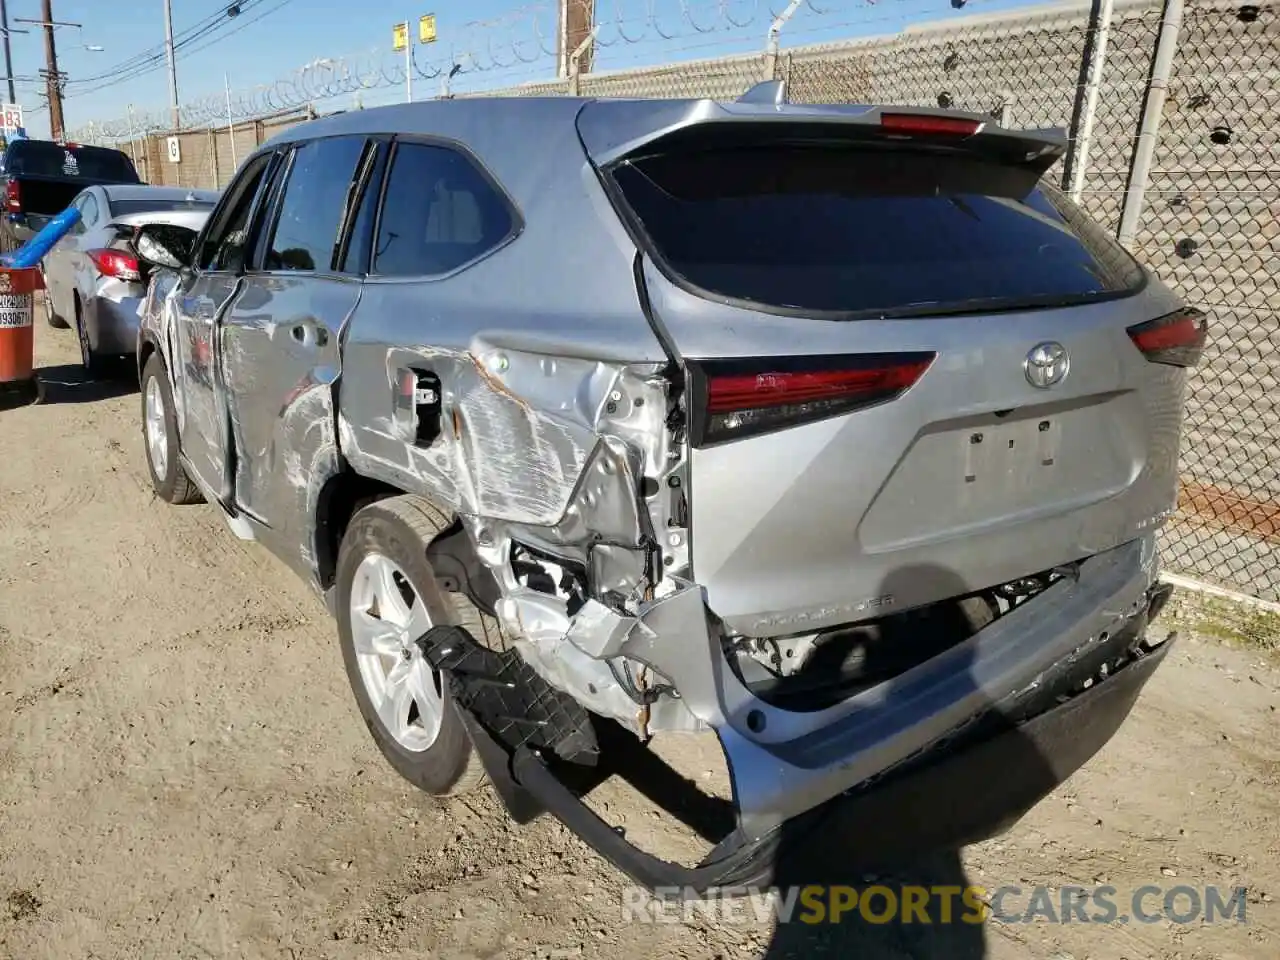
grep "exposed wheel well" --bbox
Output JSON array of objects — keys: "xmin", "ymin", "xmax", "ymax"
[
  {"xmin": 315, "ymin": 470, "xmax": 500, "ymax": 615},
  {"xmin": 315, "ymin": 471, "xmax": 403, "ymax": 590}
]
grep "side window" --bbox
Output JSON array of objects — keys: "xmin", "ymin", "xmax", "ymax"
[
  {"xmin": 264, "ymin": 136, "xmax": 367, "ymax": 273},
  {"xmin": 198, "ymin": 151, "xmax": 274, "ymax": 273},
  {"xmin": 373, "ymin": 142, "xmax": 515, "ymax": 277},
  {"xmin": 337, "ymin": 141, "xmax": 387, "ymax": 275}
]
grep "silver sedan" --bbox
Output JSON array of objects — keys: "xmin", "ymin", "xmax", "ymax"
[{"xmin": 43, "ymin": 184, "xmax": 218, "ymax": 375}]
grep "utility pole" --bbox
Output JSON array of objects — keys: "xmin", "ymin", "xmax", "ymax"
[
  {"xmin": 0, "ymin": 0, "xmax": 16, "ymax": 104},
  {"xmin": 40, "ymin": 0, "xmax": 63, "ymax": 139},
  {"xmin": 163, "ymin": 0, "xmax": 179, "ymax": 128},
  {"xmin": 557, "ymin": 0, "xmax": 595, "ymax": 78}
]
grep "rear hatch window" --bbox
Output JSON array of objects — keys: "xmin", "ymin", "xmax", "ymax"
[
  {"xmin": 609, "ymin": 128, "xmax": 1145, "ymax": 318},
  {"xmin": 5, "ymin": 141, "xmax": 140, "ymax": 182}
]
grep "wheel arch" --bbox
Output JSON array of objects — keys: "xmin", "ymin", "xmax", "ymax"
[{"xmin": 313, "ymin": 469, "xmax": 498, "ymax": 615}]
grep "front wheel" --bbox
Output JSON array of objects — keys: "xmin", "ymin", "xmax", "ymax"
[
  {"xmin": 74, "ymin": 298, "xmax": 108, "ymax": 377},
  {"xmin": 42, "ymin": 280, "xmax": 69, "ymax": 330},
  {"xmin": 140, "ymin": 352, "xmax": 204, "ymax": 505},
  {"xmin": 335, "ymin": 495, "xmax": 486, "ymax": 797}
]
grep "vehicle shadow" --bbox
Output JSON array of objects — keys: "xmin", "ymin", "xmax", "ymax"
[{"xmin": 36, "ymin": 362, "xmax": 138, "ymax": 405}]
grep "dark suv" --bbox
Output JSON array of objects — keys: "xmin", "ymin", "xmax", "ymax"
[{"xmin": 1, "ymin": 138, "xmax": 142, "ymax": 250}]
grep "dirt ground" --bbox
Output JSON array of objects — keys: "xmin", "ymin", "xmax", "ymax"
[{"xmin": 1, "ymin": 321, "xmax": 1278, "ymax": 960}]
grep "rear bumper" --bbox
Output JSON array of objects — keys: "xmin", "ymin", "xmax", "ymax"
[
  {"xmin": 623, "ymin": 536, "xmax": 1160, "ymax": 839},
  {"xmin": 509, "ymin": 625, "xmax": 1170, "ymax": 894},
  {"xmin": 85, "ymin": 292, "xmax": 144, "ymax": 355},
  {"xmin": 441, "ymin": 536, "xmax": 1172, "ymax": 894}
]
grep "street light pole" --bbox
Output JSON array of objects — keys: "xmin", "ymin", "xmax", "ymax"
[
  {"xmin": 40, "ymin": 0, "xmax": 63, "ymax": 139},
  {"xmin": 163, "ymin": 0, "xmax": 179, "ymax": 128}
]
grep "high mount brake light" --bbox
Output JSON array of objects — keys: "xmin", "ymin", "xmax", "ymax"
[
  {"xmin": 1127, "ymin": 307, "xmax": 1209, "ymax": 367},
  {"xmin": 690, "ymin": 352, "xmax": 936, "ymax": 446},
  {"xmin": 880, "ymin": 113, "xmax": 983, "ymax": 137},
  {"xmin": 87, "ymin": 248, "xmax": 141, "ymax": 282}
]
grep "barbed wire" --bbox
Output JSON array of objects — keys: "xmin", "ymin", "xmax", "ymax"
[{"xmin": 65, "ymin": 0, "xmax": 906, "ymax": 140}]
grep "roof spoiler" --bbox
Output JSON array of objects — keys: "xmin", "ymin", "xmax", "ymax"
[
  {"xmin": 737, "ymin": 79, "xmax": 788, "ymax": 106},
  {"xmin": 579, "ymin": 94, "xmax": 1068, "ymax": 170}
]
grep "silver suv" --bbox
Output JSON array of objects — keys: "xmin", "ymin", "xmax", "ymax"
[{"xmin": 133, "ymin": 86, "xmax": 1206, "ymax": 892}]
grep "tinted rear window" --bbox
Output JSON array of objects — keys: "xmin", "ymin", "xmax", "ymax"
[
  {"xmin": 5, "ymin": 141, "xmax": 140, "ymax": 182},
  {"xmin": 109, "ymin": 199, "xmax": 214, "ymax": 216},
  {"xmin": 611, "ymin": 141, "xmax": 1144, "ymax": 317}
]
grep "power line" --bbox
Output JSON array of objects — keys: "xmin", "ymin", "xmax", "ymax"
[
  {"xmin": 67, "ymin": 1, "xmax": 259, "ymax": 86},
  {"xmin": 64, "ymin": 0, "xmax": 275, "ymax": 89}
]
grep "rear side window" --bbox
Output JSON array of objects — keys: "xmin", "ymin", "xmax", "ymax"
[
  {"xmin": 6, "ymin": 141, "xmax": 139, "ymax": 182},
  {"xmin": 265, "ymin": 136, "xmax": 367, "ymax": 273},
  {"xmin": 373, "ymin": 142, "xmax": 515, "ymax": 277},
  {"xmin": 611, "ymin": 140, "xmax": 1146, "ymax": 317}
]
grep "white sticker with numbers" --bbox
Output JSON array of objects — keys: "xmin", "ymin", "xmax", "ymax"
[{"xmin": 0, "ymin": 293, "xmax": 33, "ymax": 329}]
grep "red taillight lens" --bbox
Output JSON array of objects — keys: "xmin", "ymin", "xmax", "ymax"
[
  {"xmin": 1127, "ymin": 307, "xmax": 1208, "ymax": 367},
  {"xmin": 4, "ymin": 179, "xmax": 20, "ymax": 213},
  {"xmin": 690, "ymin": 352, "xmax": 936, "ymax": 446},
  {"xmin": 86, "ymin": 248, "xmax": 141, "ymax": 282},
  {"xmin": 880, "ymin": 113, "xmax": 982, "ymax": 137}
]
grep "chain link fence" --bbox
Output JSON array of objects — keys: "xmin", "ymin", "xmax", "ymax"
[{"xmin": 73, "ymin": 0, "xmax": 1279, "ymax": 606}]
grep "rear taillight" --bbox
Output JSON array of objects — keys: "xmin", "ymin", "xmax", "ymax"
[
  {"xmin": 1127, "ymin": 307, "xmax": 1208, "ymax": 367},
  {"xmin": 689, "ymin": 352, "xmax": 936, "ymax": 446},
  {"xmin": 86, "ymin": 248, "xmax": 141, "ymax": 282},
  {"xmin": 880, "ymin": 113, "xmax": 982, "ymax": 137},
  {"xmin": 4, "ymin": 180, "xmax": 19, "ymax": 213}
]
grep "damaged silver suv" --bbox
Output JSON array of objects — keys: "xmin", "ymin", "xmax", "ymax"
[{"xmin": 133, "ymin": 83, "xmax": 1206, "ymax": 892}]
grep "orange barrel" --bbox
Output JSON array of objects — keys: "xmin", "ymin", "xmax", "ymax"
[{"xmin": 0, "ymin": 266, "xmax": 43, "ymax": 409}]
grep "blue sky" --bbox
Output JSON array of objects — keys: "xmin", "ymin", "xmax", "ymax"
[{"xmin": 5, "ymin": 0, "xmax": 1056, "ymax": 138}]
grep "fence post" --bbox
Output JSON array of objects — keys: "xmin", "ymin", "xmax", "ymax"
[
  {"xmin": 1064, "ymin": 0, "xmax": 1116, "ymax": 202},
  {"xmin": 567, "ymin": 26, "xmax": 598, "ymax": 96},
  {"xmin": 764, "ymin": 0, "xmax": 804, "ymax": 80},
  {"xmin": 1118, "ymin": 0, "xmax": 1184, "ymax": 246},
  {"xmin": 209, "ymin": 129, "xmax": 219, "ymax": 187}
]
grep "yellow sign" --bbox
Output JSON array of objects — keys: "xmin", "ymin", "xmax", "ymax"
[
  {"xmin": 392, "ymin": 21, "xmax": 408, "ymax": 51},
  {"xmin": 419, "ymin": 14, "xmax": 437, "ymax": 43}
]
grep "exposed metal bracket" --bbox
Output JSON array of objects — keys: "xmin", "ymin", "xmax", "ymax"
[{"xmin": 738, "ymin": 79, "xmax": 788, "ymax": 106}]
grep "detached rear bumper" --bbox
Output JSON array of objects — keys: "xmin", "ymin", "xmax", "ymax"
[
  {"xmin": 511, "ymin": 625, "xmax": 1170, "ymax": 893},
  {"xmin": 439, "ymin": 536, "xmax": 1171, "ymax": 895}
]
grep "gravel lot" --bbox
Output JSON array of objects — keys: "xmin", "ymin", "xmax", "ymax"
[{"xmin": 1, "ymin": 322, "xmax": 1278, "ymax": 959}]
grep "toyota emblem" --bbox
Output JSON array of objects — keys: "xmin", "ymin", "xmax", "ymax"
[{"xmin": 1024, "ymin": 341, "xmax": 1069, "ymax": 389}]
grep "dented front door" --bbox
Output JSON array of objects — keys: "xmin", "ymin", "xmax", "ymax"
[
  {"xmin": 168, "ymin": 149, "xmax": 279, "ymax": 504},
  {"xmin": 170, "ymin": 270, "xmax": 241, "ymax": 499}
]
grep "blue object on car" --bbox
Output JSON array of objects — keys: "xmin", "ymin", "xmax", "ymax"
[{"xmin": 0, "ymin": 203, "xmax": 81, "ymax": 268}]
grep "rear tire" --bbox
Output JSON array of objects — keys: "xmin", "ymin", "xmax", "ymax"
[
  {"xmin": 74, "ymin": 297, "xmax": 108, "ymax": 378},
  {"xmin": 335, "ymin": 495, "xmax": 487, "ymax": 797},
  {"xmin": 140, "ymin": 352, "xmax": 204, "ymax": 505},
  {"xmin": 42, "ymin": 283, "xmax": 69, "ymax": 330}
]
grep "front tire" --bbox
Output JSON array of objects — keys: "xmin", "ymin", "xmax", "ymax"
[
  {"xmin": 335, "ymin": 495, "xmax": 486, "ymax": 797},
  {"xmin": 74, "ymin": 297, "xmax": 108, "ymax": 377},
  {"xmin": 140, "ymin": 352, "xmax": 204, "ymax": 505},
  {"xmin": 43, "ymin": 283, "xmax": 69, "ymax": 329}
]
